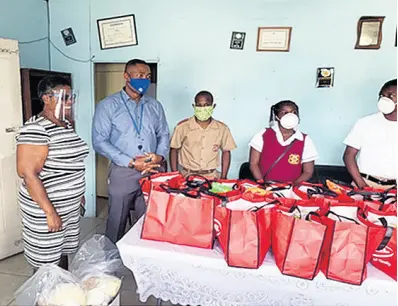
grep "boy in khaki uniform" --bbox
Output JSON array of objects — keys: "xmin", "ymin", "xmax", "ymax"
[{"xmin": 170, "ymin": 91, "xmax": 237, "ymax": 179}]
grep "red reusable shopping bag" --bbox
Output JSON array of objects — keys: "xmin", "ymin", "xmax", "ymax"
[
  {"xmin": 141, "ymin": 184, "xmax": 216, "ymax": 249},
  {"xmin": 214, "ymin": 194, "xmax": 276, "ymax": 269},
  {"xmin": 365, "ymin": 207, "xmax": 397, "ymax": 281},
  {"xmin": 320, "ymin": 203, "xmax": 387, "ymax": 285},
  {"xmin": 208, "ymin": 179, "xmax": 243, "ymax": 197},
  {"xmin": 292, "ymin": 182, "xmax": 338, "ymax": 200},
  {"xmin": 348, "ymin": 188, "xmax": 397, "ymax": 213},
  {"xmin": 322, "ymin": 179, "xmax": 357, "ymax": 202},
  {"xmin": 139, "ymin": 172, "xmax": 185, "ymax": 203},
  {"xmin": 237, "ymin": 181, "xmax": 295, "ymax": 200},
  {"xmin": 362, "ymin": 200, "xmax": 397, "ymax": 214},
  {"xmin": 272, "ymin": 199, "xmax": 330, "ymax": 280}
]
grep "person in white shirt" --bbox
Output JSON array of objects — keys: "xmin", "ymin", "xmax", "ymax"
[
  {"xmin": 249, "ymin": 100, "xmax": 318, "ymax": 185},
  {"xmin": 343, "ymin": 79, "xmax": 397, "ymax": 189}
]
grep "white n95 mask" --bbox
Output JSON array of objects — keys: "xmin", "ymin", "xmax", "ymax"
[
  {"xmin": 378, "ymin": 97, "xmax": 397, "ymax": 115},
  {"xmin": 278, "ymin": 113, "xmax": 299, "ymax": 130}
]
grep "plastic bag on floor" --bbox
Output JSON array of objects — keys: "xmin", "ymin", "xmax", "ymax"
[
  {"xmin": 14, "ymin": 264, "xmax": 86, "ymax": 306},
  {"xmin": 70, "ymin": 235, "xmax": 123, "ymax": 306}
]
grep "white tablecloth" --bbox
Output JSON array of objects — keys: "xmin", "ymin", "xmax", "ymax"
[{"xmin": 117, "ymin": 218, "xmax": 397, "ymax": 306}]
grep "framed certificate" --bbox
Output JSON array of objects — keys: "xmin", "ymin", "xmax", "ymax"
[
  {"xmin": 97, "ymin": 14, "xmax": 138, "ymax": 50},
  {"xmin": 355, "ymin": 16, "xmax": 385, "ymax": 50},
  {"xmin": 257, "ymin": 27, "xmax": 292, "ymax": 52}
]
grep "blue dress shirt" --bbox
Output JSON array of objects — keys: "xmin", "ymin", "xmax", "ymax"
[{"xmin": 92, "ymin": 89, "xmax": 170, "ymax": 167}]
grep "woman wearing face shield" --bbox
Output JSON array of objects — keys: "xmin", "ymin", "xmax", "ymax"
[
  {"xmin": 16, "ymin": 76, "xmax": 89, "ymax": 271},
  {"xmin": 343, "ymin": 79, "xmax": 397, "ymax": 189},
  {"xmin": 249, "ymin": 100, "xmax": 318, "ymax": 185}
]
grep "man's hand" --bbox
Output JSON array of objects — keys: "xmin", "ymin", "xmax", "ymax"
[
  {"xmin": 134, "ymin": 156, "xmax": 160, "ymax": 175},
  {"xmin": 144, "ymin": 152, "xmax": 163, "ymax": 164},
  {"xmin": 46, "ymin": 211, "xmax": 62, "ymax": 232}
]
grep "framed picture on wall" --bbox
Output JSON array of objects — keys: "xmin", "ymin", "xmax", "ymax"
[
  {"xmin": 97, "ymin": 14, "xmax": 138, "ymax": 50},
  {"xmin": 256, "ymin": 27, "xmax": 292, "ymax": 52},
  {"xmin": 354, "ymin": 16, "xmax": 385, "ymax": 50},
  {"xmin": 230, "ymin": 32, "xmax": 246, "ymax": 50},
  {"xmin": 316, "ymin": 67, "xmax": 335, "ymax": 88}
]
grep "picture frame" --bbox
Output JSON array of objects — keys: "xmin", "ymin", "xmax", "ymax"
[
  {"xmin": 97, "ymin": 14, "xmax": 138, "ymax": 50},
  {"xmin": 354, "ymin": 16, "xmax": 385, "ymax": 50},
  {"xmin": 61, "ymin": 28, "xmax": 77, "ymax": 46},
  {"xmin": 230, "ymin": 32, "xmax": 246, "ymax": 50},
  {"xmin": 316, "ymin": 67, "xmax": 335, "ymax": 88},
  {"xmin": 256, "ymin": 27, "xmax": 292, "ymax": 52}
]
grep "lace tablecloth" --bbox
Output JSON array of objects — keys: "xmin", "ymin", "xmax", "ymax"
[{"xmin": 117, "ymin": 218, "xmax": 397, "ymax": 306}]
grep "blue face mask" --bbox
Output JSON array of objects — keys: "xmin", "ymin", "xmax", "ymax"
[{"xmin": 129, "ymin": 78, "xmax": 150, "ymax": 95}]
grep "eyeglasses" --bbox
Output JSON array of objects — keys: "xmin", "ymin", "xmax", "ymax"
[{"xmin": 46, "ymin": 92, "xmax": 76, "ymax": 102}]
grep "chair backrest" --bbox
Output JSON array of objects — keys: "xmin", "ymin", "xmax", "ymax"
[
  {"xmin": 238, "ymin": 162, "xmax": 352, "ymax": 184},
  {"xmin": 312, "ymin": 165, "xmax": 352, "ymax": 184},
  {"xmin": 239, "ymin": 162, "xmax": 255, "ymax": 180}
]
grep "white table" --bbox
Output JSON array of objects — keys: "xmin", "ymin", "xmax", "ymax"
[{"xmin": 117, "ymin": 218, "xmax": 397, "ymax": 306}]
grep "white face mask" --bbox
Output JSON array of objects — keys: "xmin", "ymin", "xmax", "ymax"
[
  {"xmin": 378, "ymin": 97, "xmax": 397, "ymax": 115},
  {"xmin": 278, "ymin": 113, "xmax": 299, "ymax": 130}
]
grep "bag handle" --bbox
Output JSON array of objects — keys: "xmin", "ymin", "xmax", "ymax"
[
  {"xmin": 261, "ymin": 180, "xmax": 292, "ymax": 192},
  {"xmin": 307, "ymin": 186, "xmax": 338, "ymax": 198},
  {"xmin": 231, "ymin": 183, "xmax": 240, "ymax": 190},
  {"xmin": 198, "ymin": 188, "xmax": 229, "ymax": 206},
  {"xmin": 248, "ymin": 200, "xmax": 279, "ymax": 212},
  {"xmin": 378, "ymin": 195, "xmax": 397, "ymax": 211},
  {"xmin": 287, "ymin": 204, "xmax": 302, "ymax": 219},
  {"xmin": 263, "ymin": 140, "xmax": 296, "ymax": 180},
  {"xmin": 325, "ymin": 211, "xmax": 360, "ymax": 224},
  {"xmin": 384, "ymin": 185, "xmax": 397, "ymax": 193},
  {"xmin": 186, "ymin": 175, "xmax": 212, "ymax": 189},
  {"xmin": 159, "ymin": 183, "xmax": 200, "ymax": 199},
  {"xmin": 305, "ymin": 211, "xmax": 321, "ymax": 221},
  {"xmin": 359, "ymin": 209, "xmax": 388, "ymax": 229},
  {"xmin": 348, "ymin": 190, "xmax": 396, "ymax": 209},
  {"xmin": 347, "ymin": 190, "xmax": 384, "ymax": 202},
  {"xmin": 186, "ymin": 178, "xmax": 230, "ymax": 206},
  {"xmin": 377, "ymin": 217, "xmax": 395, "ymax": 250}
]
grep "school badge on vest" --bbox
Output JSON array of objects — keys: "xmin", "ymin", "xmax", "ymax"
[{"xmin": 288, "ymin": 154, "xmax": 300, "ymax": 165}]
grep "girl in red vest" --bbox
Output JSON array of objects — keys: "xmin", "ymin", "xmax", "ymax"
[{"xmin": 249, "ymin": 100, "xmax": 318, "ymax": 184}]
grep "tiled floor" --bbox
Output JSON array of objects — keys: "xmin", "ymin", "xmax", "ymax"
[{"xmin": 0, "ymin": 198, "xmax": 171, "ymax": 306}]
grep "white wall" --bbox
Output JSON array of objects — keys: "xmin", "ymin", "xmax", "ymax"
[
  {"xmin": 49, "ymin": 0, "xmax": 397, "ymax": 216},
  {"xmin": 0, "ymin": 0, "xmax": 49, "ymax": 69}
]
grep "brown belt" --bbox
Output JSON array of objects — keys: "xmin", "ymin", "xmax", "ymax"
[{"xmin": 182, "ymin": 167, "xmax": 216, "ymax": 175}]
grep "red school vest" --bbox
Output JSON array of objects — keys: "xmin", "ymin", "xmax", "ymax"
[{"xmin": 259, "ymin": 128, "xmax": 306, "ymax": 182}]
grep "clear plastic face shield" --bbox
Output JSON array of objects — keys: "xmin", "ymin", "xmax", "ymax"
[{"xmin": 52, "ymin": 89, "xmax": 77, "ymax": 122}]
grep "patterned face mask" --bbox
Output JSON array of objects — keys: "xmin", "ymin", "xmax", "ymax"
[{"xmin": 194, "ymin": 106, "xmax": 214, "ymax": 121}]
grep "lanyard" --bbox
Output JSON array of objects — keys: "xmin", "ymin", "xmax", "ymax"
[{"xmin": 120, "ymin": 92, "xmax": 144, "ymax": 135}]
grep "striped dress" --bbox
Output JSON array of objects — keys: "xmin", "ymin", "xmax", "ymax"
[{"xmin": 16, "ymin": 116, "xmax": 89, "ymax": 268}]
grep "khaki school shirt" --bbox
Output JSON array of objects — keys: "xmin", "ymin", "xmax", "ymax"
[{"xmin": 170, "ymin": 117, "xmax": 237, "ymax": 171}]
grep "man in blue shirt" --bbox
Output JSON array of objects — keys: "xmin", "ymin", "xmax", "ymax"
[{"xmin": 92, "ymin": 59, "xmax": 170, "ymax": 243}]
